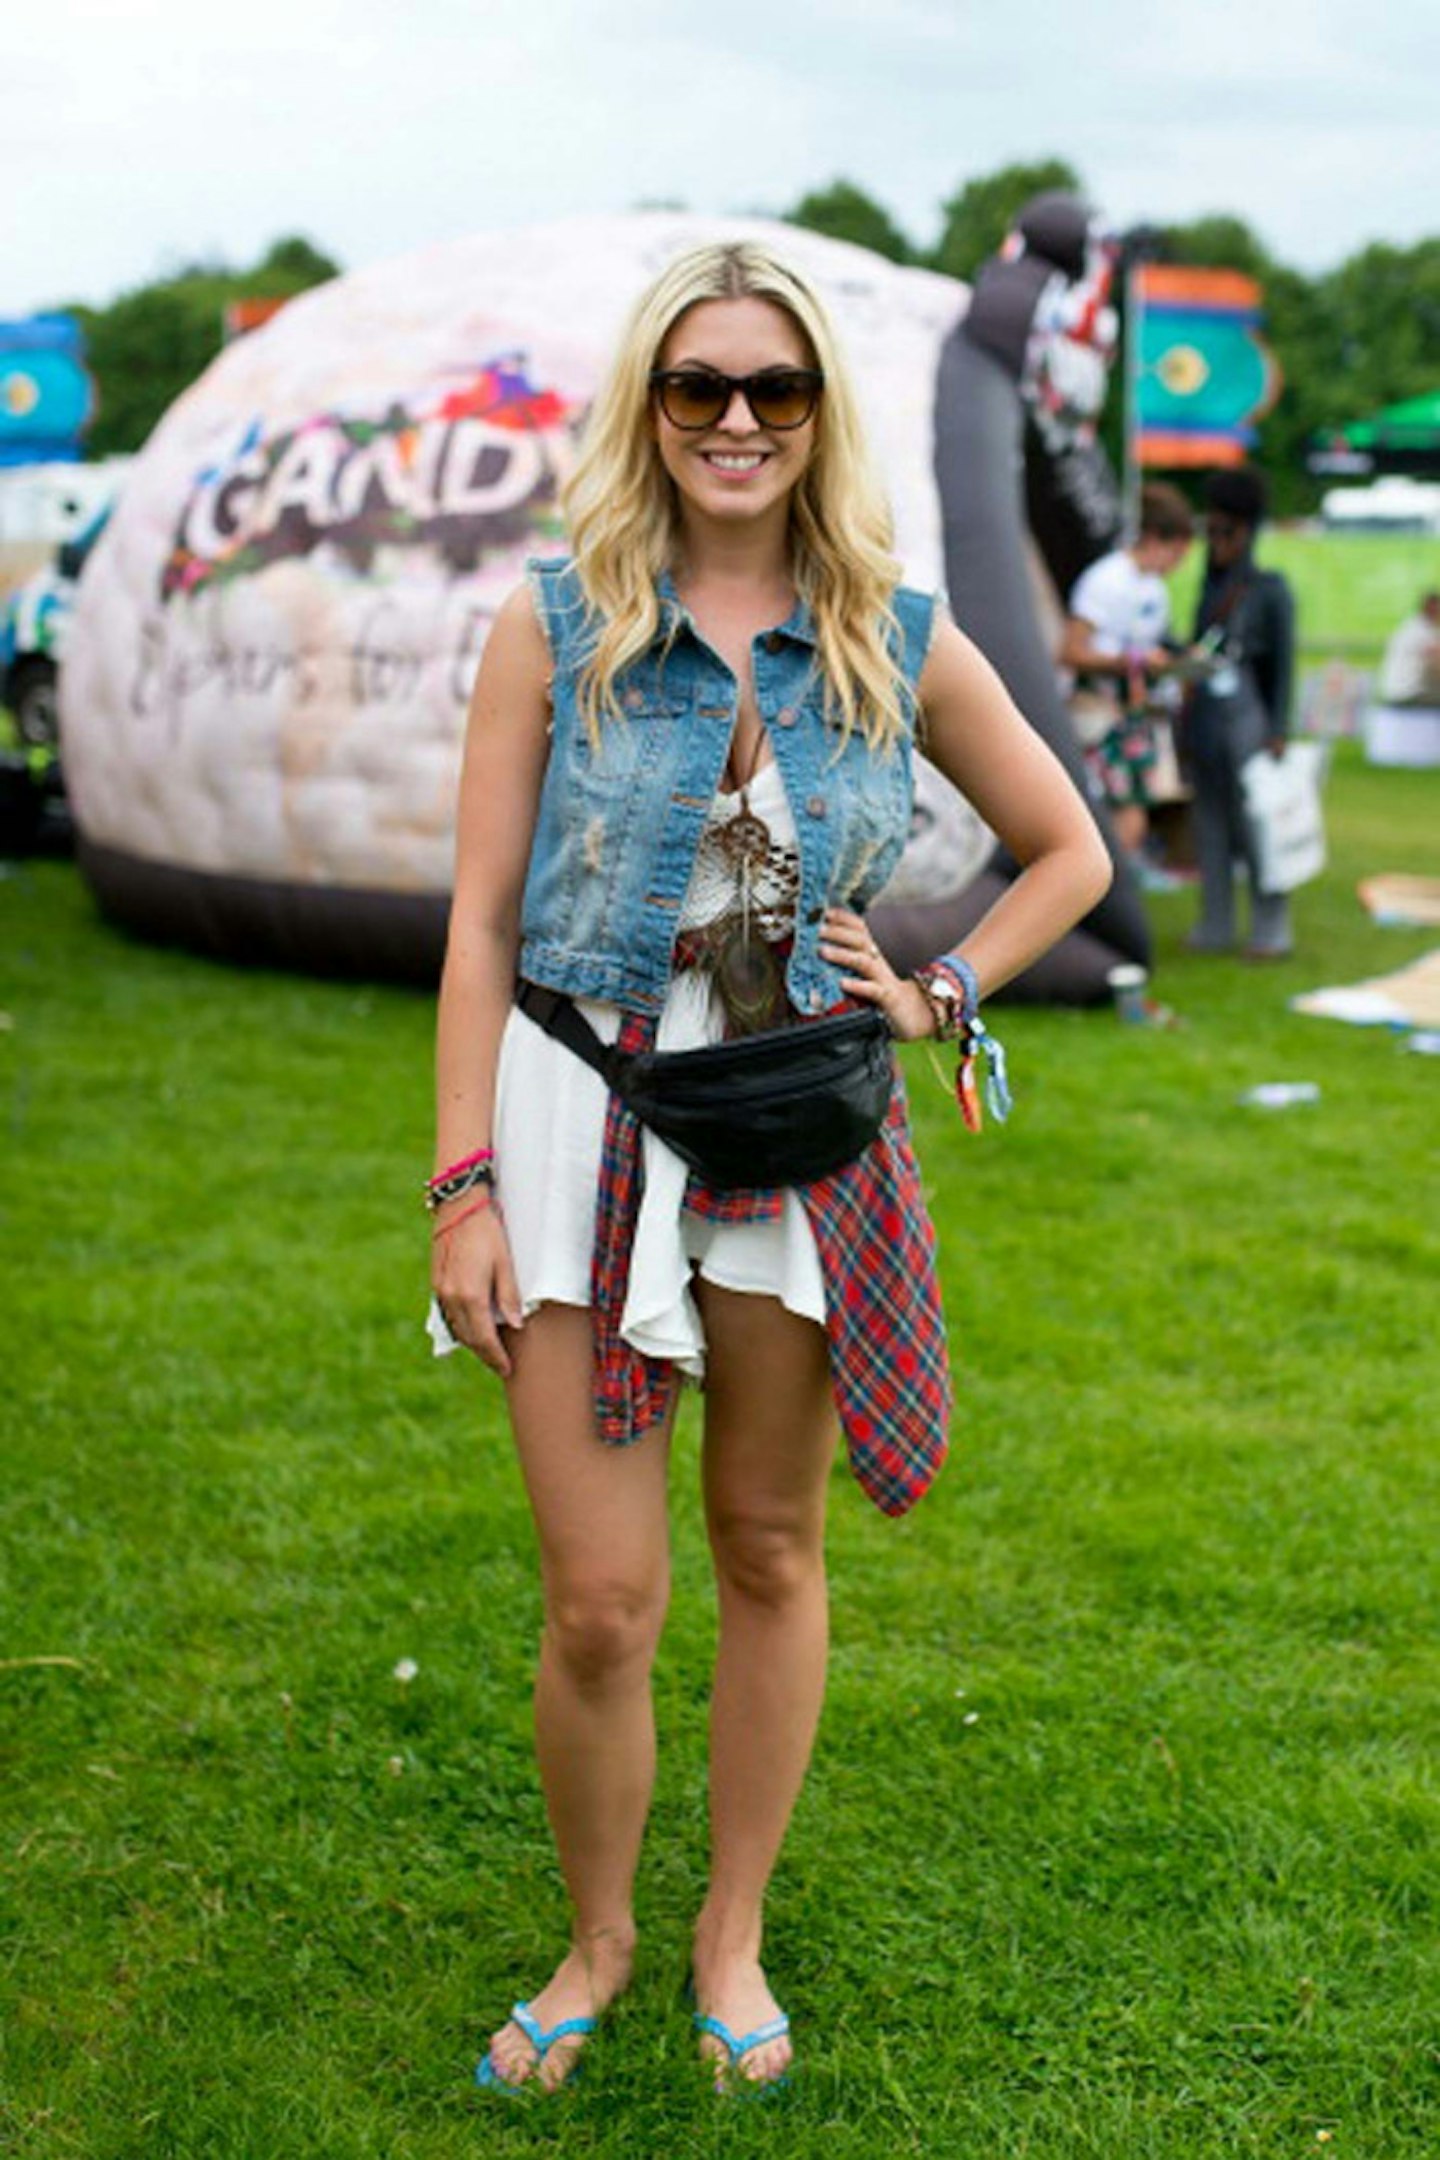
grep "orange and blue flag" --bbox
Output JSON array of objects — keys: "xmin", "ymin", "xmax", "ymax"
[{"xmin": 1132, "ymin": 266, "xmax": 1281, "ymax": 468}]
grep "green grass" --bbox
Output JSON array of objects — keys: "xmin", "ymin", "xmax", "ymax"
[
  {"xmin": 1168, "ymin": 530, "xmax": 1440, "ymax": 666},
  {"xmin": 2, "ymin": 747, "xmax": 1438, "ymax": 2157}
]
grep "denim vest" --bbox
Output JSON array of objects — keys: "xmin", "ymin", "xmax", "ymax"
[{"xmin": 519, "ymin": 558, "xmax": 936, "ymax": 1016}]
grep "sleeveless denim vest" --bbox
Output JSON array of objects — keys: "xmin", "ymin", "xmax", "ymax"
[{"xmin": 520, "ymin": 557, "xmax": 936, "ymax": 1017}]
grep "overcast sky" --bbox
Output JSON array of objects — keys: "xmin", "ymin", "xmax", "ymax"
[{"xmin": 8, "ymin": 0, "xmax": 1436, "ymax": 316}]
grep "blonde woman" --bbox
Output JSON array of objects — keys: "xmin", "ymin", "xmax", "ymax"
[{"xmin": 431, "ymin": 240, "xmax": 1110, "ymax": 2095}]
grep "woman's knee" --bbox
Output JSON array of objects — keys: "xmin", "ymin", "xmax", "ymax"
[
  {"xmin": 544, "ymin": 1570, "xmax": 670, "ymax": 1688},
  {"xmin": 708, "ymin": 1507, "xmax": 823, "ymax": 1610}
]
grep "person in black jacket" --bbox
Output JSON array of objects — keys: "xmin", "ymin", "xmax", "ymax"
[{"xmin": 1185, "ymin": 468, "xmax": 1296, "ymax": 959}]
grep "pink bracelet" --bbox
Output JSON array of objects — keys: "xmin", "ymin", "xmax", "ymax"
[
  {"xmin": 428, "ymin": 1145, "xmax": 494, "ymax": 1190},
  {"xmin": 431, "ymin": 1196, "xmax": 491, "ymax": 1240}
]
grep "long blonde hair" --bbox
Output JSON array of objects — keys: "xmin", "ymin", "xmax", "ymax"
[{"xmin": 562, "ymin": 240, "xmax": 909, "ymax": 750}]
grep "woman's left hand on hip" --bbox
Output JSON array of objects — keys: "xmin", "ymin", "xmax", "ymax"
[{"xmin": 819, "ymin": 907, "xmax": 934, "ymax": 1041}]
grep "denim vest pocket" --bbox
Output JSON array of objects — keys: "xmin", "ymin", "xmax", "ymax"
[{"xmin": 617, "ymin": 655, "xmax": 689, "ymax": 719}]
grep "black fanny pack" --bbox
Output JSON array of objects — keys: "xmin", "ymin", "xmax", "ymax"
[{"xmin": 515, "ymin": 979, "xmax": 894, "ymax": 1190}]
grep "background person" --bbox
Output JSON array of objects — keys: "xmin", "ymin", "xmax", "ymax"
[
  {"xmin": 1183, "ymin": 467, "xmax": 1297, "ymax": 960},
  {"xmin": 429, "ymin": 241, "xmax": 1110, "ymax": 2097},
  {"xmin": 1378, "ymin": 591, "xmax": 1440, "ymax": 707},
  {"xmin": 1060, "ymin": 481, "xmax": 1195, "ymax": 880}
]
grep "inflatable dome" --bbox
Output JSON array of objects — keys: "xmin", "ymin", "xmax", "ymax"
[{"xmin": 63, "ymin": 208, "xmax": 1147, "ymax": 994}]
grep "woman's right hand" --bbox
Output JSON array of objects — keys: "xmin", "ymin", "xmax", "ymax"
[{"xmin": 431, "ymin": 1201, "xmax": 524, "ymax": 1378}]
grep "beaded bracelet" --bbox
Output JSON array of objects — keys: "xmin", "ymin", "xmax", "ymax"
[
  {"xmin": 912, "ymin": 955, "xmax": 978, "ymax": 1042},
  {"xmin": 424, "ymin": 1157, "xmax": 496, "ymax": 1213}
]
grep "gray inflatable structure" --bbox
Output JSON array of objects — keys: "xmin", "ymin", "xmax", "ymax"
[{"xmin": 871, "ymin": 191, "xmax": 1152, "ymax": 999}]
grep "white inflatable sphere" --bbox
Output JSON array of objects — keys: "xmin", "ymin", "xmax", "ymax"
[{"xmin": 62, "ymin": 213, "xmax": 986, "ymax": 968}]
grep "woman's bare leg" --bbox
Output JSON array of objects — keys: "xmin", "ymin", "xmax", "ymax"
[
  {"xmin": 690, "ymin": 1280, "xmax": 837, "ymax": 2084},
  {"xmin": 483, "ymin": 1302, "xmax": 676, "ymax": 2089}
]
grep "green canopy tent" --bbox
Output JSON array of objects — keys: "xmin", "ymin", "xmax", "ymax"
[{"xmin": 1308, "ymin": 389, "xmax": 1440, "ymax": 477}]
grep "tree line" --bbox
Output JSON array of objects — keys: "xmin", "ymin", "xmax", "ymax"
[
  {"xmin": 69, "ymin": 236, "xmax": 342, "ymax": 464},
  {"xmin": 65, "ymin": 165, "xmax": 1439, "ymax": 516}
]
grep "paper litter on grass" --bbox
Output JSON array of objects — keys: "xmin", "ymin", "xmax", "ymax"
[
  {"xmin": 1357, "ymin": 874, "xmax": 1440, "ymax": 928},
  {"xmin": 1291, "ymin": 948, "xmax": 1440, "ymax": 1029}
]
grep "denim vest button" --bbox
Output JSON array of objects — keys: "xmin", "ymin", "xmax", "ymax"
[
  {"xmin": 805, "ymin": 795, "xmax": 827, "ymax": 818},
  {"xmin": 764, "ymin": 632, "xmax": 783, "ymax": 654},
  {"xmin": 776, "ymin": 706, "xmax": 796, "ymax": 727},
  {"xmin": 625, "ymin": 688, "xmax": 643, "ymax": 711},
  {"xmin": 807, "ymin": 988, "xmax": 824, "ymax": 1012}
]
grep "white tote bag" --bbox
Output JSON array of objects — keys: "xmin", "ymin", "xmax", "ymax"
[{"xmin": 1240, "ymin": 741, "xmax": 1328, "ymax": 894}]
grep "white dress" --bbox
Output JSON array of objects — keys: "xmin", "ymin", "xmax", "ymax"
[{"xmin": 427, "ymin": 760, "xmax": 826, "ymax": 1376}]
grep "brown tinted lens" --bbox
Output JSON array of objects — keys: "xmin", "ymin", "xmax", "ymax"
[
  {"xmin": 747, "ymin": 371, "xmax": 818, "ymax": 428},
  {"xmin": 661, "ymin": 373, "xmax": 730, "ymax": 428}
]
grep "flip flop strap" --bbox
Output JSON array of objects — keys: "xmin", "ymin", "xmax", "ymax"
[
  {"xmin": 510, "ymin": 2000, "xmax": 598, "ymax": 2056},
  {"xmin": 694, "ymin": 2011, "xmax": 790, "ymax": 2060}
]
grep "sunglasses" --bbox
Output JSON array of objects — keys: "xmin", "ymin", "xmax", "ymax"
[{"xmin": 649, "ymin": 366, "xmax": 824, "ymax": 432}]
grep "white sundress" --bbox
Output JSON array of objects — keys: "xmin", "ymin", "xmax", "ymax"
[{"xmin": 427, "ymin": 759, "xmax": 826, "ymax": 1377}]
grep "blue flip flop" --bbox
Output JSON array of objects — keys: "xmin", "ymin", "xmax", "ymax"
[
  {"xmin": 475, "ymin": 1999, "xmax": 598, "ymax": 2095},
  {"xmin": 693, "ymin": 2008, "xmax": 793, "ymax": 2097}
]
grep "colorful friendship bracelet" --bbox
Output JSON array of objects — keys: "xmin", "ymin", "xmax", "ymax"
[
  {"xmin": 955, "ymin": 1012, "xmax": 1012, "ymax": 1133},
  {"xmin": 430, "ymin": 1144, "xmax": 493, "ymax": 1187},
  {"xmin": 431, "ymin": 1195, "xmax": 491, "ymax": 1240},
  {"xmin": 913, "ymin": 954, "xmax": 1011, "ymax": 1132}
]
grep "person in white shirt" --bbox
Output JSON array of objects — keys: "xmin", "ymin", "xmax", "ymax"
[
  {"xmin": 1379, "ymin": 593, "xmax": 1440, "ymax": 707},
  {"xmin": 1060, "ymin": 482, "xmax": 1194, "ymax": 863}
]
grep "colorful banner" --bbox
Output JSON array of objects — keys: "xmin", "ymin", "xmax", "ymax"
[
  {"xmin": 1131, "ymin": 266, "xmax": 1280, "ymax": 469},
  {"xmin": 0, "ymin": 316, "xmax": 94, "ymax": 468}
]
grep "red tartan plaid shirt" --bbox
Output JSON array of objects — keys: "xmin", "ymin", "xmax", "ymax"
[{"xmin": 592, "ymin": 1010, "xmax": 952, "ymax": 1517}]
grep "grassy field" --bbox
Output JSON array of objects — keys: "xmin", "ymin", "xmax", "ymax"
[{"xmin": 3, "ymin": 746, "xmax": 1438, "ymax": 2158}]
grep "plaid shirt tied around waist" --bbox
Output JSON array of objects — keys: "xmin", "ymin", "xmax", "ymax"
[{"xmin": 591, "ymin": 1010, "xmax": 953, "ymax": 1518}]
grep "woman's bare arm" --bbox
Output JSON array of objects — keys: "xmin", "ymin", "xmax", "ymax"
[
  {"xmin": 822, "ymin": 615, "xmax": 1112, "ymax": 1037},
  {"xmin": 431, "ymin": 582, "xmax": 553, "ymax": 1373},
  {"xmin": 915, "ymin": 616, "xmax": 1113, "ymax": 998},
  {"xmin": 1059, "ymin": 613, "xmax": 1169, "ymax": 678}
]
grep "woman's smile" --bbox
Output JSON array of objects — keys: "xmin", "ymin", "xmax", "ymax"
[{"xmin": 699, "ymin": 449, "xmax": 770, "ymax": 477}]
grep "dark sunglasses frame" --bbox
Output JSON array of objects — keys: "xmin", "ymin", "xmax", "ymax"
[{"xmin": 648, "ymin": 366, "xmax": 825, "ymax": 431}]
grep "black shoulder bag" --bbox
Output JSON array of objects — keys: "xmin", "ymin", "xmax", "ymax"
[{"xmin": 514, "ymin": 980, "xmax": 894, "ymax": 1190}]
